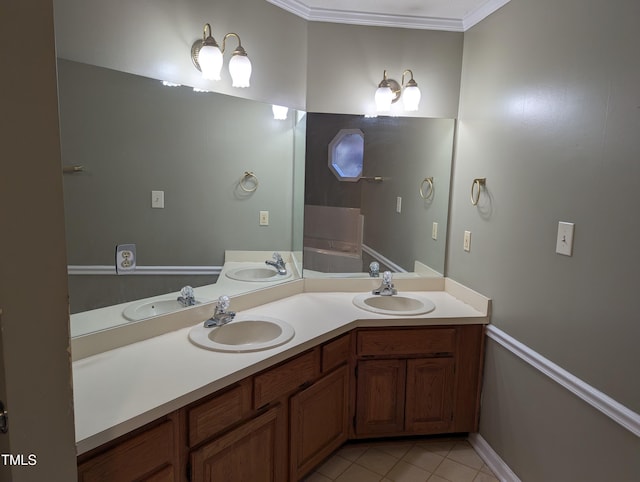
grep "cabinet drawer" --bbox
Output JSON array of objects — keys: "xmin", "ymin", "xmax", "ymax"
[
  {"xmin": 253, "ymin": 349, "xmax": 320, "ymax": 408},
  {"xmin": 322, "ymin": 333, "xmax": 351, "ymax": 372},
  {"xmin": 188, "ymin": 379, "xmax": 252, "ymax": 447},
  {"xmin": 78, "ymin": 420, "xmax": 174, "ymax": 482},
  {"xmin": 357, "ymin": 327, "xmax": 456, "ymax": 357}
]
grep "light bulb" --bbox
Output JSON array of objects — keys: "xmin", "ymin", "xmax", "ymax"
[
  {"xmin": 229, "ymin": 54, "xmax": 252, "ymax": 88},
  {"xmin": 198, "ymin": 44, "xmax": 223, "ymax": 80}
]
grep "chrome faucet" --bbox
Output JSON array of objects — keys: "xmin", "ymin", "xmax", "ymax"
[
  {"xmin": 372, "ymin": 271, "xmax": 397, "ymax": 296},
  {"xmin": 369, "ymin": 261, "xmax": 380, "ymax": 278},
  {"xmin": 265, "ymin": 252, "xmax": 287, "ymax": 275},
  {"xmin": 177, "ymin": 285, "xmax": 196, "ymax": 307},
  {"xmin": 204, "ymin": 295, "xmax": 236, "ymax": 327}
]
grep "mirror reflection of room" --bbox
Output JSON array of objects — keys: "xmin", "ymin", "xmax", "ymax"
[{"xmin": 303, "ymin": 113, "xmax": 454, "ymax": 277}]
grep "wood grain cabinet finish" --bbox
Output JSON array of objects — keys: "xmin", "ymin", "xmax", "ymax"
[
  {"xmin": 354, "ymin": 325, "xmax": 484, "ymax": 438},
  {"xmin": 190, "ymin": 406, "xmax": 285, "ymax": 482},
  {"xmin": 77, "ymin": 419, "xmax": 177, "ymax": 482},
  {"xmin": 290, "ymin": 365, "xmax": 350, "ymax": 481}
]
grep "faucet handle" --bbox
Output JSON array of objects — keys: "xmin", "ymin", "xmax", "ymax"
[
  {"xmin": 180, "ymin": 285, "xmax": 194, "ymax": 299},
  {"xmin": 382, "ymin": 271, "xmax": 393, "ymax": 284},
  {"xmin": 369, "ymin": 262, "xmax": 380, "ymax": 277},
  {"xmin": 217, "ymin": 295, "xmax": 230, "ymax": 312}
]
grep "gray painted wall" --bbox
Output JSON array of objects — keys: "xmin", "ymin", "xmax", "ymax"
[
  {"xmin": 449, "ymin": 0, "xmax": 640, "ymax": 479},
  {"xmin": 306, "ymin": 22, "xmax": 463, "ymax": 118}
]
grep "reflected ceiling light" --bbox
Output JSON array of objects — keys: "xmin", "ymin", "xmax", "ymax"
[
  {"xmin": 375, "ymin": 69, "xmax": 421, "ymax": 112},
  {"xmin": 191, "ymin": 23, "xmax": 252, "ymax": 88},
  {"xmin": 161, "ymin": 80, "xmax": 181, "ymax": 87},
  {"xmin": 272, "ymin": 105, "xmax": 288, "ymax": 120}
]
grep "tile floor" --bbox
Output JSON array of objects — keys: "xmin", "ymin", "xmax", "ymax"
[{"xmin": 303, "ymin": 437, "xmax": 499, "ymax": 482}]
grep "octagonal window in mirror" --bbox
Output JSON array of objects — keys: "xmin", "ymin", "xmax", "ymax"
[{"xmin": 328, "ymin": 129, "xmax": 364, "ymax": 182}]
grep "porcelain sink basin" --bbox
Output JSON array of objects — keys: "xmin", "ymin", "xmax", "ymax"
[
  {"xmin": 123, "ymin": 298, "xmax": 209, "ymax": 321},
  {"xmin": 352, "ymin": 293, "xmax": 436, "ymax": 316},
  {"xmin": 188, "ymin": 315, "xmax": 295, "ymax": 352},
  {"xmin": 225, "ymin": 266, "xmax": 292, "ymax": 282}
]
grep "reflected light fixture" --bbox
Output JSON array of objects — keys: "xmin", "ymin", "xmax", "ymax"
[
  {"xmin": 375, "ymin": 69, "xmax": 421, "ymax": 112},
  {"xmin": 191, "ymin": 23, "xmax": 252, "ymax": 88},
  {"xmin": 272, "ymin": 105, "xmax": 288, "ymax": 120}
]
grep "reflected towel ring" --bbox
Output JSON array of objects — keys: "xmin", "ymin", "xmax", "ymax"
[
  {"xmin": 471, "ymin": 178, "xmax": 486, "ymax": 206},
  {"xmin": 419, "ymin": 177, "xmax": 434, "ymax": 200},
  {"xmin": 239, "ymin": 171, "xmax": 259, "ymax": 192}
]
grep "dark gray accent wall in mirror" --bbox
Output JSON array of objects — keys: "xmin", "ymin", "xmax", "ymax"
[{"xmin": 304, "ymin": 113, "xmax": 454, "ymax": 275}]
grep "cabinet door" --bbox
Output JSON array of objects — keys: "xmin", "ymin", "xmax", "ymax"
[
  {"xmin": 405, "ymin": 358, "xmax": 454, "ymax": 434},
  {"xmin": 355, "ymin": 359, "xmax": 406, "ymax": 436},
  {"xmin": 290, "ymin": 365, "xmax": 350, "ymax": 480},
  {"xmin": 190, "ymin": 406, "xmax": 285, "ymax": 482}
]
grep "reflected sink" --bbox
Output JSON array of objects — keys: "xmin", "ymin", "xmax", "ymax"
[
  {"xmin": 123, "ymin": 298, "xmax": 209, "ymax": 321},
  {"xmin": 189, "ymin": 315, "xmax": 295, "ymax": 352},
  {"xmin": 225, "ymin": 266, "xmax": 292, "ymax": 282},
  {"xmin": 352, "ymin": 293, "xmax": 436, "ymax": 316}
]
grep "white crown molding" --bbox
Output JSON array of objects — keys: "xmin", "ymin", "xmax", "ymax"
[
  {"xmin": 267, "ymin": 0, "xmax": 510, "ymax": 32},
  {"xmin": 486, "ymin": 325, "xmax": 640, "ymax": 438}
]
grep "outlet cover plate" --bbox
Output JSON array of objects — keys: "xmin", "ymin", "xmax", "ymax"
[{"xmin": 115, "ymin": 244, "xmax": 136, "ymax": 273}]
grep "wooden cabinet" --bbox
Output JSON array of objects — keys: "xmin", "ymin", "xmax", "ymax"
[
  {"xmin": 77, "ymin": 416, "xmax": 180, "ymax": 482},
  {"xmin": 290, "ymin": 365, "xmax": 350, "ymax": 481},
  {"xmin": 354, "ymin": 325, "xmax": 483, "ymax": 438},
  {"xmin": 189, "ymin": 406, "xmax": 286, "ymax": 482}
]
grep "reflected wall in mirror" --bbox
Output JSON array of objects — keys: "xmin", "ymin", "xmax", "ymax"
[
  {"xmin": 59, "ymin": 59, "xmax": 304, "ymax": 332},
  {"xmin": 303, "ymin": 113, "xmax": 454, "ymax": 276}
]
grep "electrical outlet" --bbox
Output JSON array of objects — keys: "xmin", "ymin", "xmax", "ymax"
[
  {"xmin": 463, "ymin": 231, "xmax": 471, "ymax": 252},
  {"xmin": 115, "ymin": 244, "xmax": 136, "ymax": 273},
  {"xmin": 556, "ymin": 222, "xmax": 574, "ymax": 256},
  {"xmin": 432, "ymin": 222, "xmax": 438, "ymax": 240},
  {"xmin": 259, "ymin": 211, "xmax": 269, "ymax": 226}
]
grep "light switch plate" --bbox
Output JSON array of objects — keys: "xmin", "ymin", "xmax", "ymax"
[
  {"xmin": 463, "ymin": 230, "xmax": 471, "ymax": 252},
  {"xmin": 259, "ymin": 211, "xmax": 269, "ymax": 226},
  {"xmin": 556, "ymin": 222, "xmax": 574, "ymax": 256},
  {"xmin": 432, "ymin": 222, "xmax": 438, "ymax": 240},
  {"xmin": 151, "ymin": 190, "xmax": 164, "ymax": 208}
]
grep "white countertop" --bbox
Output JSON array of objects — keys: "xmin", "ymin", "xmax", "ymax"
[{"xmin": 73, "ymin": 285, "xmax": 489, "ymax": 455}]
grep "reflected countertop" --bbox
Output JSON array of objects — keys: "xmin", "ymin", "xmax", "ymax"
[{"xmin": 72, "ymin": 278, "xmax": 490, "ymax": 455}]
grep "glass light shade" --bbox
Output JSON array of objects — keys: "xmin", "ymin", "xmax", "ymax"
[
  {"xmin": 272, "ymin": 105, "xmax": 288, "ymax": 120},
  {"xmin": 198, "ymin": 45, "xmax": 223, "ymax": 80},
  {"xmin": 402, "ymin": 85, "xmax": 421, "ymax": 111},
  {"xmin": 375, "ymin": 86, "xmax": 393, "ymax": 112},
  {"xmin": 229, "ymin": 55, "xmax": 252, "ymax": 88}
]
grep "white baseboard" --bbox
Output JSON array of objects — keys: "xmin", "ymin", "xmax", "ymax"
[{"xmin": 468, "ymin": 433, "xmax": 521, "ymax": 482}]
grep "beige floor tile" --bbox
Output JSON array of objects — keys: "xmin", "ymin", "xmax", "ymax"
[
  {"xmin": 416, "ymin": 440, "xmax": 456, "ymax": 457},
  {"xmin": 427, "ymin": 475, "xmax": 452, "ymax": 482},
  {"xmin": 304, "ymin": 472, "xmax": 333, "ymax": 482},
  {"xmin": 375, "ymin": 442, "xmax": 414, "ymax": 459},
  {"xmin": 335, "ymin": 463, "xmax": 383, "ymax": 482},
  {"xmin": 446, "ymin": 443, "xmax": 485, "ymax": 470},
  {"xmin": 316, "ymin": 454, "xmax": 351, "ymax": 479},
  {"xmin": 385, "ymin": 460, "xmax": 432, "ymax": 482},
  {"xmin": 357, "ymin": 447, "xmax": 400, "ymax": 476},
  {"xmin": 338, "ymin": 443, "xmax": 370, "ymax": 462},
  {"xmin": 473, "ymin": 472, "xmax": 499, "ymax": 482},
  {"xmin": 479, "ymin": 464, "xmax": 495, "ymax": 475},
  {"xmin": 433, "ymin": 459, "xmax": 478, "ymax": 482},
  {"xmin": 401, "ymin": 446, "xmax": 445, "ymax": 473}
]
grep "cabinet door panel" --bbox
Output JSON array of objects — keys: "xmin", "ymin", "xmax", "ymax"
[
  {"xmin": 290, "ymin": 365, "xmax": 350, "ymax": 480},
  {"xmin": 405, "ymin": 358, "xmax": 454, "ymax": 433},
  {"xmin": 190, "ymin": 406, "xmax": 284, "ymax": 482},
  {"xmin": 355, "ymin": 359, "xmax": 406, "ymax": 435}
]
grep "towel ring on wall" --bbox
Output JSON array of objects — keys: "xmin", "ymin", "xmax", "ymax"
[
  {"xmin": 62, "ymin": 165, "xmax": 84, "ymax": 174},
  {"xmin": 471, "ymin": 178, "xmax": 486, "ymax": 206},
  {"xmin": 239, "ymin": 171, "xmax": 259, "ymax": 192},
  {"xmin": 419, "ymin": 177, "xmax": 434, "ymax": 200}
]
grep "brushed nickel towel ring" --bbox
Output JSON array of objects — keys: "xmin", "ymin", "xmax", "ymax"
[
  {"xmin": 419, "ymin": 177, "xmax": 434, "ymax": 200},
  {"xmin": 471, "ymin": 178, "xmax": 486, "ymax": 206},
  {"xmin": 239, "ymin": 171, "xmax": 258, "ymax": 193}
]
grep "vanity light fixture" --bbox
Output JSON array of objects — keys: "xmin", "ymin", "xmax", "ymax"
[
  {"xmin": 272, "ymin": 105, "xmax": 288, "ymax": 120},
  {"xmin": 375, "ymin": 69, "xmax": 421, "ymax": 112},
  {"xmin": 191, "ymin": 23, "xmax": 252, "ymax": 88}
]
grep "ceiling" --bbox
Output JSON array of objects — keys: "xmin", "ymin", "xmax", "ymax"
[{"xmin": 266, "ymin": 0, "xmax": 510, "ymax": 32}]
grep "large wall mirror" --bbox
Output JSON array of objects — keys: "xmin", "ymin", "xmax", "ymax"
[
  {"xmin": 59, "ymin": 59, "xmax": 306, "ymax": 337},
  {"xmin": 60, "ymin": 61, "xmax": 455, "ymax": 339}
]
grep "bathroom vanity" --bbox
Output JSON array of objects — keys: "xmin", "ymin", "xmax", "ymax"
[{"xmin": 73, "ymin": 278, "xmax": 489, "ymax": 482}]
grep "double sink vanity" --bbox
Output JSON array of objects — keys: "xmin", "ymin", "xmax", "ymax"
[{"xmin": 73, "ymin": 274, "xmax": 490, "ymax": 482}]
